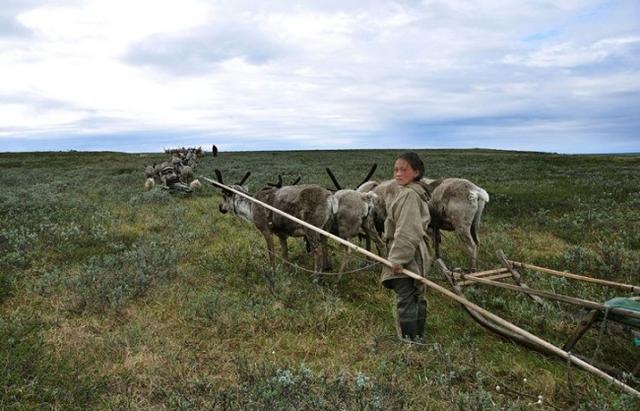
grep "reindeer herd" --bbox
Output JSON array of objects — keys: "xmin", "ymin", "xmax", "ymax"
[
  {"xmin": 143, "ymin": 147, "xmax": 204, "ymax": 193},
  {"xmin": 213, "ymin": 164, "xmax": 489, "ymax": 275}
]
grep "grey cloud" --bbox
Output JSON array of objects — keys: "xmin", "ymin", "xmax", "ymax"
[
  {"xmin": 0, "ymin": 92, "xmax": 78, "ymax": 111},
  {"xmin": 0, "ymin": 16, "xmax": 31, "ymax": 37},
  {"xmin": 503, "ymin": 36, "xmax": 640, "ymax": 68},
  {"xmin": 0, "ymin": 0, "xmax": 41, "ymax": 37},
  {"xmin": 123, "ymin": 24, "xmax": 285, "ymax": 75}
]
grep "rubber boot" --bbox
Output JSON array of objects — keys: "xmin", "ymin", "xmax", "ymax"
[
  {"xmin": 416, "ymin": 300, "xmax": 427, "ymax": 340},
  {"xmin": 399, "ymin": 321, "xmax": 417, "ymax": 341}
]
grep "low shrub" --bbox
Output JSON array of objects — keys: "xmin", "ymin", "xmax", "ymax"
[
  {"xmin": 210, "ymin": 361, "xmax": 405, "ymax": 410},
  {"xmin": 128, "ymin": 188, "xmax": 173, "ymax": 205},
  {"xmin": 68, "ymin": 240, "xmax": 180, "ymax": 313},
  {"xmin": 595, "ymin": 238, "xmax": 640, "ymax": 281},
  {"xmin": 0, "ymin": 312, "xmax": 103, "ymax": 410},
  {"xmin": 0, "ymin": 226, "xmax": 38, "ymax": 269}
]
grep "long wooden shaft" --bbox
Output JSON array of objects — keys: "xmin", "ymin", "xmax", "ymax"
[
  {"xmin": 458, "ymin": 273, "xmax": 513, "ymax": 286},
  {"xmin": 510, "ymin": 261, "xmax": 639, "ymax": 294},
  {"xmin": 204, "ymin": 177, "xmax": 640, "ymax": 398},
  {"xmin": 460, "ymin": 274, "xmax": 640, "ymax": 320},
  {"xmin": 464, "ymin": 267, "xmax": 510, "ymax": 278}
]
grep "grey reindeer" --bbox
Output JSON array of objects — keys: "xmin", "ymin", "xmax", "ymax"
[
  {"xmin": 325, "ymin": 165, "xmax": 387, "ymax": 274},
  {"xmin": 215, "ymin": 169, "xmax": 334, "ymax": 276}
]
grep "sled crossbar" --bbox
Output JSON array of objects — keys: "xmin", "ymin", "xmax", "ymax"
[{"xmin": 510, "ymin": 261, "xmax": 640, "ymax": 294}]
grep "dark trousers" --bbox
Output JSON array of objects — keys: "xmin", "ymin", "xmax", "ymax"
[{"xmin": 390, "ymin": 277, "xmax": 427, "ymax": 339}]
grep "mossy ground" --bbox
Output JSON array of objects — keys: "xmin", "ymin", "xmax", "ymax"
[{"xmin": 1, "ymin": 149, "xmax": 639, "ymax": 410}]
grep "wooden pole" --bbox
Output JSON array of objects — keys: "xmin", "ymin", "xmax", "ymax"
[
  {"xmin": 455, "ymin": 267, "xmax": 511, "ymax": 286},
  {"xmin": 498, "ymin": 250, "xmax": 544, "ymax": 304},
  {"xmin": 510, "ymin": 261, "xmax": 640, "ymax": 294},
  {"xmin": 203, "ymin": 177, "xmax": 640, "ymax": 398},
  {"xmin": 458, "ymin": 273, "xmax": 513, "ymax": 286},
  {"xmin": 459, "ymin": 274, "xmax": 640, "ymax": 320},
  {"xmin": 461, "ymin": 267, "xmax": 510, "ymax": 278}
]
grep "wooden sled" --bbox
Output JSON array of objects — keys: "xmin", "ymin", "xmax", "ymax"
[{"xmin": 437, "ymin": 250, "xmax": 640, "ymax": 377}]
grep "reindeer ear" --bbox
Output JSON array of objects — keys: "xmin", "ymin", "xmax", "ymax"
[
  {"xmin": 329, "ymin": 195, "xmax": 339, "ymax": 215},
  {"xmin": 361, "ymin": 192, "xmax": 376, "ymax": 217}
]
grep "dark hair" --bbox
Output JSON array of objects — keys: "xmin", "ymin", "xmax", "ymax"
[{"xmin": 396, "ymin": 152, "xmax": 424, "ymax": 181}]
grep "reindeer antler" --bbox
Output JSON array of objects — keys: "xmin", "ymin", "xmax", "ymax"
[
  {"xmin": 267, "ymin": 174, "xmax": 300, "ymax": 188},
  {"xmin": 326, "ymin": 168, "xmax": 342, "ymax": 190},
  {"xmin": 355, "ymin": 163, "xmax": 377, "ymax": 189},
  {"xmin": 214, "ymin": 169, "xmax": 224, "ymax": 184},
  {"xmin": 267, "ymin": 174, "xmax": 284, "ymax": 188},
  {"xmin": 238, "ymin": 171, "xmax": 251, "ymax": 186}
]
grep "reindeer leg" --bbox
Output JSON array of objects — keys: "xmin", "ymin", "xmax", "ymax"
[
  {"xmin": 364, "ymin": 224, "xmax": 387, "ymax": 257},
  {"xmin": 337, "ymin": 245, "xmax": 351, "ymax": 282},
  {"xmin": 313, "ymin": 246, "xmax": 323, "ymax": 275},
  {"xmin": 321, "ymin": 237, "xmax": 331, "ymax": 271},
  {"xmin": 261, "ymin": 231, "xmax": 276, "ymax": 270},
  {"xmin": 455, "ymin": 226, "xmax": 477, "ymax": 272},
  {"xmin": 433, "ymin": 227, "xmax": 441, "ymax": 259},
  {"xmin": 304, "ymin": 234, "xmax": 325, "ymax": 283},
  {"xmin": 258, "ymin": 232, "xmax": 277, "ymax": 296},
  {"xmin": 365, "ymin": 235, "xmax": 372, "ymax": 251},
  {"xmin": 278, "ymin": 235, "xmax": 289, "ymax": 267}
]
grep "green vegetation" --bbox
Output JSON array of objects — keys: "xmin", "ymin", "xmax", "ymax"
[{"xmin": 1, "ymin": 149, "xmax": 639, "ymax": 410}]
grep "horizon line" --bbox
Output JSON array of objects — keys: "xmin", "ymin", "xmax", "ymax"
[{"xmin": 1, "ymin": 147, "xmax": 639, "ymax": 156}]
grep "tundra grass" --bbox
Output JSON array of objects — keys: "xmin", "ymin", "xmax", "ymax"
[{"xmin": 1, "ymin": 149, "xmax": 639, "ymax": 410}]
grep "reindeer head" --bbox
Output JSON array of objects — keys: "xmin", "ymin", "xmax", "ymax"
[{"xmin": 214, "ymin": 169, "xmax": 251, "ymax": 214}]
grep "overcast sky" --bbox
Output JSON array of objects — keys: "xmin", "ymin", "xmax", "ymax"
[{"xmin": 1, "ymin": 0, "xmax": 639, "ymax": 153}]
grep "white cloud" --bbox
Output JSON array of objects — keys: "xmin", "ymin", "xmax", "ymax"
[
  {"xmin": 503, "ymin": 36, "xmax": 640, "ymax": 68},
  {"xmin": 0, "ymin": 0, "xmax": 639, "ymax": 152}
]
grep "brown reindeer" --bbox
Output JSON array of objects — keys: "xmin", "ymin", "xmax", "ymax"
[{"xmin": 215, "ymin": 170, "xmax": 334, "ymax": 275}]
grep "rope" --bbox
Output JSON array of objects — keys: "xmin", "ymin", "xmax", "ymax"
[
  {"xmin": 263, "ymin": 246, "xmax": 381, "ymax": 276},
  {"xmin": 373, "ymin": 333, "xmax": 437, "ymax": 348},
  {"xmin": 331, "ymin": 242, "xmax": 381, "ymax": 264}
]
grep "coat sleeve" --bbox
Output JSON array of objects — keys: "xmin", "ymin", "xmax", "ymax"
[{"xmin": 386, "ymin": 191, "xmax": 424, "ymax": 267}]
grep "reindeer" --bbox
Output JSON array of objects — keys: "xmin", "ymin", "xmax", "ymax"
[
  {"xmin": 144, "ymin": 177, "xmax": 155, "ymax": 191},
  {"xmin": 144, "ymin": 163, "xmax": 157, "ymax": 180},
  {"xmin": 214, "ymin": 170, "xmax": 334, "ymax": 275},
  {"xmin": 143, "ymin": 163, "xmax": 159, "ymax": 191},
  {"xmin": 426, "ymin": 178, "xmax": 489, "ymax": 270},
  {"xmin": 158, "ymin": 162, "xmax": 192, "ymax": 193},
  {"xmin": 360, "ymin": 177, "xmax": 489, "ymax": 271},
  {"xmin": 177, "ymin": 163, "xmax": 193, "ymax": 183},
  {"xmin": 325, "ymin": 165, "xmax": 387, "ymax": 273}
]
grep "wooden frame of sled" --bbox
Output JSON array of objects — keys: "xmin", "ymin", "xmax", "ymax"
[{"xmin": 437, "ymin": 250, "xmax": 640, "ymax": 377}]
